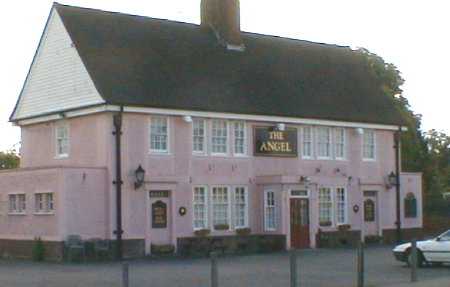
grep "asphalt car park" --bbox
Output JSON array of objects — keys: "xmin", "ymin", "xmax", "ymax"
[{"xmin": 0, "ymin": 246, "xmax": 448, "ymax": 287}]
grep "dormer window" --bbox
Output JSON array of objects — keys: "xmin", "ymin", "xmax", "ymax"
[{"xmin": 55, "ymin": 123, "xmax": 69, "ymax": 158}]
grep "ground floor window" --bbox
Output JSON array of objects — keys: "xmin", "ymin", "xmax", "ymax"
[
  {"xmin": 212, "ymin": 186, "xmax": 230, "ymax": 229},
  {"xmin": 336, "ymin": 187, "xmax": 347, "ymax": 224},
  {"xmin": 234, "ymin": 186, "xmax": 248, "ymax": 228},
  {"xmin": 35, "ymin": 193, "xmax": 54, "ymax": 213},
  {"xmin": 319, "ymin": 188, "xmax": 333, "ymax": 226},
  {"xmin": 8, "ymin": 194, "xmax": 26, "ymax": 214},
  {"xmin": 193, "ymin": 186, "xmax": 208, "ymax": 229},
  {"xmin": 264, "ymin": 190, "xmax": 276, "ymax": 231}
]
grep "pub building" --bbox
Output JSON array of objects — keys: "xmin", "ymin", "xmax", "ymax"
[{"xmin": 0, "ymin": 1, "xmax": 422, "ymax": 260}]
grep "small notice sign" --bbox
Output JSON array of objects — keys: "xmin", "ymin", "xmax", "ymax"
[{"xmin": 152, "ymin": 200, "xmax": 167, "ymax": 228}]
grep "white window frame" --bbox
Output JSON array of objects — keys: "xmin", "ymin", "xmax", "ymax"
[
  {"xmin": 210, "ymin": 119, "xmax": 229, "ymax": 156},
  {"xmin": 233, "ymin": 121, "xmax": 247, "ymax": 156},
  {"xmin": 301, "ymin": 126, "xmax": 314, "ymax": 159},
  {"xmin": 34, "ymin": 192, "xmax": 55, "ymax": 214},
  {"xmin": 316, "ymin": 127, "xmax": 332, "ymax": 159},
  {"xmin": 149, "ymin": 116, "xmax": 170, "ymax": 154},
  {"xmin": 55, "ymin": 123, "xmax": 69, "ymax": 158},
  {"xmin": 8, "ymin": 193, "xmax": 26, "ymax": 215},
  {"xmin": 335, "ymin": 187, "xmax": 347, "ymax": 225},
  {"xmin": 193, "ymin": 186, "xmax": 208, "ymax": 230},
  {"xmin": 334, "ymin": 128, "xmax": 346, "ymax": 160},
  {"xmin": 234, "ymin": 186, "xmax": 248, "ymax": 229},
  {"xmin": 264, "ymin": 190, "xmax": 276, "ymax": 231},
  {"xmin": 362, "ymin": 129, "xmax": 376, "ymax": 161},
  {"xmin": 192, "ymin": 118, "xmax": 207, "ymax": 155},
  {"xmin": 211, "ymin": 186, "xmax": 231, "ymax": 230},
  {"xmin": 318, "ymin": 187, "xmax": 334, "ymax": 226}
]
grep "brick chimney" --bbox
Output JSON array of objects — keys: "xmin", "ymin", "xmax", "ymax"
[{"xmin": 201, "ymin": 0, "xmax": 245, "ymax": 51}]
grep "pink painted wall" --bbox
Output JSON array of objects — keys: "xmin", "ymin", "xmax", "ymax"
[
  {"xmin": 0, "ymin": 167, "xmax": 107, "ymax": 242},
  {"xmin": 9, "ymin": 112, "xmax": 423, "ymax": 252}
]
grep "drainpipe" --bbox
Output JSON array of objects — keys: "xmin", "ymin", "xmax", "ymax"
[
  {"xmin": 113, "ymin": 106, "xmax": 124, "ymax": 260},
  {"xmin": 394, "ymin": 126, "xmax": 402, "ymax": 244}
]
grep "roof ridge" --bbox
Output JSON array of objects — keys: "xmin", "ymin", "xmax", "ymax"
[{"xmin": 54, "ymin": 2, "xmax": 350, "ymax": 49}]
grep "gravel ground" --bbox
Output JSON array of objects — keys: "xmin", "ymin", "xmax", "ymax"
[{"xmin": 0, "ymin": 246, "xmax": 448, "ymax": 287}]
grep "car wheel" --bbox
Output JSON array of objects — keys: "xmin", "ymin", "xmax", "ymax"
[{"xmin": 407, "ymin": 250, "xmax": 424, "ymax": 268}]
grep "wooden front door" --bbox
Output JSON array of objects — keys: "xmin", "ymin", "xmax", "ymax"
[
  {"xmin": 290, "ymin": 198, "xmax": 310, "ymax": 249},
  {"xmin": 363, "ymin": 191, "xmax": 379, "ymax": 237}
]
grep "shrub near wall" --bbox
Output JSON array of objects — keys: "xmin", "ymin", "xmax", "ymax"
[{"xmin": 177, "ymin": 234, "xmax": 286, "ymax": 257}]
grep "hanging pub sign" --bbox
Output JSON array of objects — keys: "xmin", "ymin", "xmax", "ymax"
[
  {"xmin": 254, "ymin": 126, "xmax": 298, "ymax": 157},
  {"xmin": 152, "ymin": 200, "xmax": 167, "ymax": 228}
]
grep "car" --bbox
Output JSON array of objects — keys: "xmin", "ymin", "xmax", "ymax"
[{"xmin": 393, "ymin": 229, "xmax": 450, "ymax": 267}]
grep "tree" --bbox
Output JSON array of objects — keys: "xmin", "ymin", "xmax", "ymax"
[
  {"xmin": 357, "ymin": 48, "xmax": 449, "ymax": 217},
  {"xmin": 356, "ymin": 48, "xmax": 428, "ymax": 172},
  {"xmin": 0, "ymin": 150, "xmax": 20, "ymax": 169}
]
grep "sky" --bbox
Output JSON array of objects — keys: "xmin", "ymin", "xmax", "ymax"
[{"xmin": 0, "ymin": 0, "xmax": 449, "ymax": 151}]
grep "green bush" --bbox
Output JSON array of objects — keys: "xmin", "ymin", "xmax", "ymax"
[{"xmin": 32, "ymin": 237, "xmax": 45, "ymax": 262}]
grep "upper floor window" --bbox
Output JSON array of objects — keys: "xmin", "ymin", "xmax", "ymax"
[
  {"xmin": 363, "ymin": 129, "xmax": 375, "ymax": 160},
  {"xmin": 55, "ymin": 124, "xmax": 69, "ymax": 158},
  {"xmin": 317, "ymin": 127, "xmax": 331, "ymax": 158},
  {"xmin": 35, "ymin": 193, "xmax": 54, "ymax": 214},
  {"xmin": 334, "ymin": 128, "xmax": 345, "ymax": 159},
  {"xmin": 211, "ymin": 120, "xmax": 228, "ymax": 155},
  {"xmin": 193, "ymin": 186, "xmax": 208, "ymax": 230},
  {"xmin": 319, "ymin": 187, "xmax": 333, "ymax": 226},
  {"xmin": 302, "ymin": 126, "xmax": 313, "ymax": 158},
  {"xmin": 234, "ymin": 186, "xmax": 248, "ymax": 228},
  {"xmin": 150, "ymin": 116, "xmax": 169, "ymax": 153},
  {"xmin": 8, "ymin": 194, "xmax": 26, "ymax": 214},
  {"xmin": 233, "ymin": 121, "xmax": 247, "ymax": 155},
  {"xmin": 193, "ymin": 118, "xmax": 206, "ymax": 154},
  {"xmin": 264, "ymin": 190, "xmax": 276, "ymax": 231}
]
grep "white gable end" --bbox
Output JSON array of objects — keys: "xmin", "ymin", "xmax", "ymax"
[{"xmin": 11, "ymin": 8, "xmax": 104, "ymax": 121}]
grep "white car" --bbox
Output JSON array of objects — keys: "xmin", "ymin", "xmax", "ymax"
[{"xmin": 393, "ymin": 230, "xmax": 450, "ymax": 266}]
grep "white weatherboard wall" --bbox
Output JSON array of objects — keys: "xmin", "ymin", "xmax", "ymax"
[{"xmin": 12, "ymin": 8, "xmax": 104, "ymax": 121}]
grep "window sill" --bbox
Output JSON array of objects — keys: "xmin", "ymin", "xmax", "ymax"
[
  {"xmin": 210, "ymin": 153, "xmax": 230, "ymax": 158},
  {"xmin": 149, "ymin": 151, "xmax": 171, "ymax": 156},
  {"xmin": 362, "ymin": 158, "xmax": 376, "ymax": 162},
  {"xmin": 54, "ymin": 154, "xmax": 69, "ymax": 160},
  {"xmin": 192, "ymin": 152, "xmax": 208, "ymax": 157},
  {"xmin": 34, "ymin": 212, "xmax": 55, "ymax": 216},
  {"xmin": 8, "ymin": 212, "xmax": 26, "ymax": 216},
  {"xmin": 301, "ymin": 156, "xmax": 314, "ymax": 160},
  {"xmin": 316, "ymin": 157, "xmax": 333, "ymax": 160},
  {"xmin": 233, "ymin": 154, "xmax": 249, "ymax": 158}
]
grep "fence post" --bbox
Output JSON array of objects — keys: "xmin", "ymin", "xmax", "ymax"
[
  {"xmin": 290, "ymin": 249, "xmax": 298, "ymax": 287},
  {"xmin": 411, "ymin": 239, "xmax": 418, "ymax": 282},
  {"xmin": 122, "ymin": 262, "xmax": 129, "ymax": 287},
  {"xmin": 211, "ymin": 252, "xmax": 218, "ymax": 287},
  {"xmin": 356, "ymin": 241, "xmax": 365, "ymax": 287}
]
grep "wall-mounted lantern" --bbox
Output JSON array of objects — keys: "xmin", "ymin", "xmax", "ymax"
[
  {"xmin": 299, "ymin": 176, "xmax": 311, "ymax": 183},
  {"xmin": 387, "ymin": 171, "xmax": 397, "ymax": 188},
  {"xmin": 276, "ymin": 123, "xmax": 286, "ymax": 131},
  {"xmin": 134, "ymin": 165, "xmax": 146, "ymax": 190},
  {"xmin": 183, "ymin": 115, "xmax": 193, "ymax": 123}
]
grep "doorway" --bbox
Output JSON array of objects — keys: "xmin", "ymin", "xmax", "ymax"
[
  {"xmin": 363, "ymin": 190, "xmax": 379, "ymax": 238},
  {"xmin": 290, "ymin": 198, "xmax": 310, "ymax": 249}
]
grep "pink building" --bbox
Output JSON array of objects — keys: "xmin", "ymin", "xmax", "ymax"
[{"xmin": 0, "ymin": 2, "xmax": 422, "ymax": 260}]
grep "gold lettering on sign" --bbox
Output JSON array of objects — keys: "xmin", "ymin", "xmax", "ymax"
[
  {"xmin": 259, "ymin": 141, "xmax": 293, "ymax": 153},
  {"xmin": 269, "ymin": 131, "xmax": 285, "ymax": 140}
]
